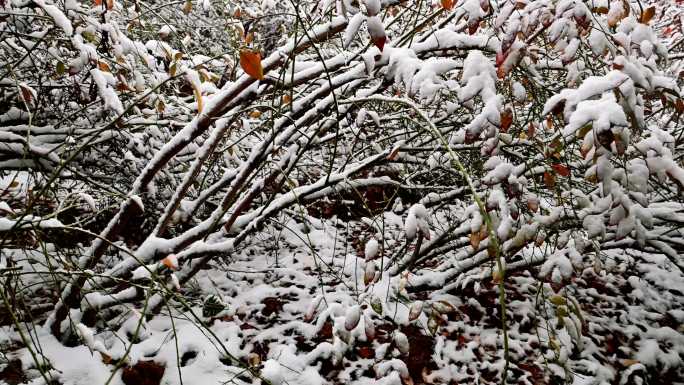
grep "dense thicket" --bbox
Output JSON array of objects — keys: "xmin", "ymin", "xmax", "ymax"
[{"xmin": 1, "ymin": 0, "xmax": 683, "ymax": 384}]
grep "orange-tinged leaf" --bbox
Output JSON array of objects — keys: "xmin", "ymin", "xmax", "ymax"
[
  {"xmin": 95, "ymin": 0, "xmax": 113, "ymax": 9},
  {"xmin": 479, "ymin": 225, "xmax": 488, "ymax": 240},
  {"xmin": 546, "ymin": 115, "xmax": 554, "ymax": 129},
  {"xmin": 580, "ymin": 140, "xmax": 592, "ymax": 158},
  {"xmin": 622, "ymin": 0, "xmax": 630, "ymax": 16},
  {"xmin": 116, "ymin": 74, "xmax": 132, "ymax": 92},
  {"xmin": 116, "ymin": 82, "xmax": 131, "ymax": 92},
  {"xmin": 675, "ymin": 98, "xmax": 684, "ymax": 113},
  {"xmin": 470, "ymin": 232, "xmax": 481, "ymax": 250},
  {"xmin": 194, "ymin": 88, "xmax": 203, "ymax": 113},
  {"xmin": 247, "ymin": 353, "xmax": 261, "ymax": 367},
  {"xmin": 492, "ymin": 269, "xmax": 503, "ymax": 283},
  {"xmin": 640, "ymin": 6, "xmax": 655, "ymax": 24},
  {"xmin": 586, "ymin": 172, "xmax": 598, "ymax": 184},
  {"xmin": 282, "ymin": 94, "xmax": 291, "ymax": 104},
  {"xmin": 168, "ymin": 62, "xmax": 177, "ymax": 77},
  {"xmin": 497, "ymin": 65, "xmax": 506, "ymax": 79},
  {"xmin": 98, "ymin": 60, "xmax": 110, "ymax": 72},
  {"xmin": 198, "ymin": 68, "xmax": 211, "ymax": 82},
  {"xmin": 162, "ymin": 254, "xmax": 179, "ymax": 270},
  {"xmin": 500, "ymin": 109, "xmax": 513, "ymax": 132},
  {"xmin": 240, "ymin": 50, "xmax": 264, "ymax": 80},
  {"xmin": 544, "ymin": 171, "xmax": 556, "ymax": 188},
  {"xmin": 441, "ymin": 0, "xmax": 455, "ymax": 10},
  {"xmin": 244, "ymin": 31, "xmax": 254, "ymax": 44},
  {"xmin": 622, "ymin": 359, "xmax": 640, "ymax": 367},
  {"xmin": 182, "ymin": 0, "xmax": 192, "ymax": 15},
  {"xmin": 100, "ymin": 352, "xmax": 112, "ymax": 364},
  {"xmin": 156, "ymin": 98, "xmax": 165, "ymax": 113}
]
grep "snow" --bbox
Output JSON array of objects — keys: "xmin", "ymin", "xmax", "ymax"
[
  {"xmin": 364, "ymin": 238, "xmax": 379, "ymax": 259},
  {"xmin": 3, "ymin": 1, "xmax": 684, "ymax": 385},
  {"xmin": 512, "ymin": 81, "xmax": 526, "ymax": 102},
  {"xmin": 90, "ymin": 69, "xmax": 124, "ymax": 115},
  {"xmin": 34, "ymin": 0, "xmax": 73, "ymax": 36},
  {"xmin": 0, "ymin": 216, "xmax": 63, "ymax": 231},
  {"xmin": 362, "ymin": 0, "xmax": 380, "ymax": 16},
  {"xmin": 393, "ymin": 331, "xmax": 409, "ymax": 354},
  {"xmin": 344, "ymin": 13, "xmax": 366, "ymax": 49},
  {"xmin": 262, "ymin": 359, "xmax": 284, "ymax": 385},
  {"xmin": 344, "ymin": 305, "xmax": 361, "ymax": 330}
]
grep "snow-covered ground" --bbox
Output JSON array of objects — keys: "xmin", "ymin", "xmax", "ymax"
[{"xmin": 2, "ymin": 214, "xmax": 683, "ymax": 384}]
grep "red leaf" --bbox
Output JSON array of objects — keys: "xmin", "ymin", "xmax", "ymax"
[
  {"xmin": 543, "ymin": 171, "xmax": 556, "ymax": 188},
  {"xmin": 468, "ymin": 22, "xmax": 479, "ymax": 35},
  {"xmin": 367, "ymin": 16, "xmax": 387, "ymax": 51},
  {"xmin": 358, "ymin": 346, "xmax": 375, "ymax": 359},
  {"xmin": 500, "ymin": 109, "xmax": 513, "ymax": 132},
  {"xmin": 372, "ymin": 35, "xmax": 386, "ymax": 51},
  {"xmin": 19, "ymin": 84, "xmax": 33, "ymax": 104},
  {"xmin": 551, "ymin": 163, "xmax": 570, "ymax": 177},
  {"xmin": 441, "ymin": 0, "xmax": 455, "ymax": 10},
  {"xmin": 495, "ymin": 51, "xmax": 507, "ymax": 67}
]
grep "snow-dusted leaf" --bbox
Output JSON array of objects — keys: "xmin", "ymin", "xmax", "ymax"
[
  {"xmin": 344, "ymin": 13, "xmax": 366, "ymax": 49},
  {"xmin": 367, "ymin": 16, "xmax": 386, "ymax": 51}
]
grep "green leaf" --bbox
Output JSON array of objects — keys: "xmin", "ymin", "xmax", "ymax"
[
  {"xmin": 202, "ymin": 294, "xmax": 225, "ymax": 318},
  {"xmin": 56, "ymin": 61, "xmax": 66, "ymax": 76},
  {"xmin": 576, "ymin": 122, "xmax": 592, "ymax": 138},
  {"xmin": 370, "ymin": 296, "xmax": 383, "ymax": 315},
  {"xmin": 549, "ymin": 295, "xmax": 567, "ymax": 306},
  {"xmin": 428, "ymin": 311, "xmax": 439, "ymax": 335}
]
